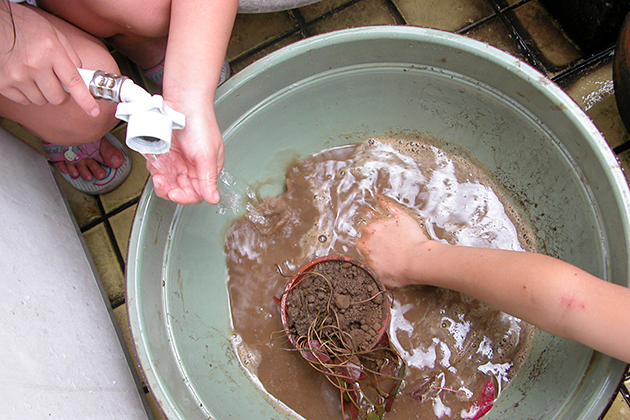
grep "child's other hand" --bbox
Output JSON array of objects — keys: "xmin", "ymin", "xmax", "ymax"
[
  {"xmin": 0, "ymin": 4, "xmax": 99, "ymax": 117},
  {"xmin": 146, "ymin": 108, "xmax": 224, "ymax": 205},
  {"xmin": 357, "ymin": 195, "xmax": 430, "ymax": 289}
]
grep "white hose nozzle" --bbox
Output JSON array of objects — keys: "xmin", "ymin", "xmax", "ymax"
[{"xmin": 78, "ymin": 69, "xmax": 185, "ymax": 155}]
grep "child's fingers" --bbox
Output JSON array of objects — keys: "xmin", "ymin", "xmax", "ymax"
[
  {"xmin": 57, "ymin": 63, "xmax": 100, "ymax": 117},
  {"xmin": 376, "ymin": 194, "xmax": 406, "ymax": 217},
  {"xmin": 364, "ymin": 208, "xmax": 380, "ymax": 220}
]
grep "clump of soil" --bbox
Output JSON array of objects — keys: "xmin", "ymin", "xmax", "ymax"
[
  {"xmin": 284, "ymin": 258, "xmax": 389, "ymax": 352},
  {"xmin": 282, "ymin": 257, "xmax": 403, "ymax": 420}
]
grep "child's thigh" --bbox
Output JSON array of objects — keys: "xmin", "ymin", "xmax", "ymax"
[{"xmin": 37, "ymin": 0, "xmax": 171, "ymax": 38}]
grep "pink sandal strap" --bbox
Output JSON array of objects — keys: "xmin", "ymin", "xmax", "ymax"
[
  {"xmin": 43, "ymin": 138, "xmax": 105, "ymax": 165},
  {"xmin": 142, "ymin": 59, "xmax": 165, "ymax": 85}
]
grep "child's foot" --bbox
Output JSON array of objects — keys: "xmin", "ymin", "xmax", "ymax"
[{"xmin": 43, "ymin": 133, "xmax": 132, "ymax": 195}]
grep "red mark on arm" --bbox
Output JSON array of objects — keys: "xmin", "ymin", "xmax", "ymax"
[{"xmin": 561, "ymin": 296, "xmax": 585, "ymax": 310}]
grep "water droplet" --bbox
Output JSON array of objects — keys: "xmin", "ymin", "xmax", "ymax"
[{"xmin": 318, "ymin": 235, "xmax": 327, "ymax": 243}]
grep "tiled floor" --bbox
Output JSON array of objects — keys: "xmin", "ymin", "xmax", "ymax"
[{"xmin": 3, "ymin": 0, "xmax": 630, "ymax": 418}]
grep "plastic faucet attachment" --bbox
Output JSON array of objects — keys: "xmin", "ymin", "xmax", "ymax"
[
  {"xmin": 77, "ymin": 69, "xmax": 185, "ymax": 155},
  {"xmin": 115, "ymin": 96, "xmax": 186, "ymax": 155}
]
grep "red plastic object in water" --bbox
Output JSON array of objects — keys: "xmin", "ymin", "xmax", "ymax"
[{"xmin": 471, "ymin": 378, "xmax": 496, "ymax": 420}]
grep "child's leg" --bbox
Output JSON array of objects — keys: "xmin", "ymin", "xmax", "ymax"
[
  {"xmin": 37, "ymin": 0, "xmax": 231, "ymax": 86},
  {"xmin": 37, "ymin": 0, "xmax": 172, "ymax": 70},
  {"xmin": 0, "ymin": 4, "xmax": 122, "ymax": 180}
]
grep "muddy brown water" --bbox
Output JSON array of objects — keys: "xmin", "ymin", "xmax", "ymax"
[{"xmin": 225, "ymin": 136, "xmax": 536, "ymax": 419}]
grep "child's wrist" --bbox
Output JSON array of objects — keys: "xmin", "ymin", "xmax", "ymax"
[{"xmin": 412, "ymin": 240, "xmax": 450, "ymax": 286}]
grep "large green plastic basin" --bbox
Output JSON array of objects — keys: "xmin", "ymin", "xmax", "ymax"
[{"xmin": 127, "ymin": 26, "xmax": 630, "ymax": 419}]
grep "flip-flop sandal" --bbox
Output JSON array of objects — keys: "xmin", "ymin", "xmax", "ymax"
[{"xmin": 43, "ymin": 133, "xmax": 132, "ymax": 195}]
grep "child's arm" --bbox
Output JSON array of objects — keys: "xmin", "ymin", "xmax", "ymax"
[
  {"xmin": 357, "ymin": 196, "xmax": 630, "ymax": 364},
  {"xmin": 149, "ymin": 0, "xmax": 239, "ymax": 204}
]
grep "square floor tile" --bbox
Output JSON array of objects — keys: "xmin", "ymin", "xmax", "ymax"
[
  {"xmin": 393, "ymin": 0, "xmax": 494, "ymax": 32},
  {"xmin": 228, "ymin": 11, "xmax": 299, "ymax": 61},
  {"xmin": 508, "ymin": 0, "xmax": 583, "ymax": 74},
  {"xmin": 603, "ymin": 386, "xmax": 630, "ymax": 420},
  {"xmin": 495, "ymin": 0, "xmax": 526, "ymax": 7},
  {"xmin": 110, "ymin": 204, "xmax": 138, "ymax": 263},
  {"xmin": 307, "ymin": 0, "xmax": 397, "ymax": 35},
  {"xmin": 299, "ymin": 0, "xmax": 355, "ymax": 22},
  {"xmin": 464, "ymin": 16, "xmax": 526, "ymax": 60},
  {"xmin": 83, "ymin": 223, "xmax": 125, "ymax": 306},
  {"xmin": 563, "ymin": 59, "xmax": 629, "ymax": 149}
]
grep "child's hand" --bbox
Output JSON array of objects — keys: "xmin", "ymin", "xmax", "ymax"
[
  {"xmin": 0, "ymin": 4, "xmax": 99, "ymax": 117},
  {"xmin": 357, "ymin": 196, "xmax": 431, "ymax": 289},
  {"xmin": 147, "ymin": 110, "xmax": 224, "ymax": 205}
]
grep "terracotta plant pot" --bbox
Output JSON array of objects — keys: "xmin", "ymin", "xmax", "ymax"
[
  {"xmin": 278, "ymin": 255, "xmax": 402, "ymax": 420},
  {"xmin": 279, "ymin": 255, "xmax": 390, "ymax": 353}
]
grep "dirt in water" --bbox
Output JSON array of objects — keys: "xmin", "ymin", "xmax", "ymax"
[{"xmin": 225, "ymin": 135, "xmax": 537, "ymax": 420}]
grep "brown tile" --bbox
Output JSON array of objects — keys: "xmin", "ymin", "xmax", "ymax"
[
  {"xmin": 496, "ymin": 0, "xmax": 522, "ymax": 7},
  {"xmin": 464, "ymin": 17, "xmax": 525, "ymax": 60},
  {"xmin": 508, "ymin": 0, "xmax": 583, "ymax": 73},
  {"xmin": 308, "ymin": 0, "xmax": 397, "ymax": 35},
  {"xmin": 392, "ymin": 0, "xmax": 494, "ymax": 32},
  {"xmin": 564, "ymin": 60, "xmax": 629, "ymax": 149},
  {"xmin": 83, "ymin": 223, "xmax": 125, "ymax": 305},
  {"xmin": 100, "ymin": 125, "xmax": 150, "ymax": 214},
  {"xmin": 299, "ymin": 0, "xmax": 353, "ymax": 22},
  {"xmin": 232, "ymin": 33, "xmax": 304, "ymax": 73},
  {"xmin": 228, "ymin": 11, "xmax": 298, "ymax": 61},
  {"xmin": 110, "ymin": 204, "xmax": 138, "ymax": 263},
  {"xmin": 602, "ymin": 387, "xmax": 630, "ymax": 420}
]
